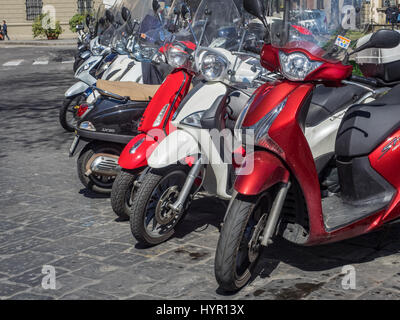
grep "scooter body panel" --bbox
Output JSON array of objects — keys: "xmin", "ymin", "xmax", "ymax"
[
  {"xmin": 148, "ymin": 129, "xmax": 199, "ymax": 169},
  {"xmin": 118, "ymin": 69, "xmax": 193, "ymax": 171},
  {"xmin": 65, "ymin": 82, "xmax": 90, "ymax": 98},
  {"xmin": 75, "ymin": 54, "xmax": 103, "ymax": 85},
  {"xmin": 102, "ymin": 55, "xmax": 135, "ymax": 81},
  {"xmin": 119, "ymin": 61, "xmax": 143, "ymax": 83},
  {"xmin": 118, "ymin": 134, "xmax": 158, "ymax": 170},
  {"xmin": 235, "ymin": 151, "xmax": 290, "ymax": 196},
  {"xmin": 80, "ymin": 96, "xmax": 148, "ymax": 137}
]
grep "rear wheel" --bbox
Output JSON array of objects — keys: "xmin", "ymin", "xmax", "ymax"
[
  {"xmin": 215, "ymin": 193, "xmax": 272, "ymax": 292},
  {"xmin": 77, "ymin": 142, "xmax": 123, "ymax": 194},
  {"xmin": 59, "ymin": 95, "xmax": 84, "ymax": 132},
  {"xmin": 111, "ymin": 170, "xmax": 139, "ymax": 220},
  {"xmin": 130, "ymin": 166, "xmax": 193, "ymax": 246}
]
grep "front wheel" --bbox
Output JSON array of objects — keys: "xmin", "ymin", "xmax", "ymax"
[
  {"xmin": 59, "ymin": 95, "xmax": 84, "ymax": 132},
  {"xmin": 130, "ymin": 166, "xmax": 193, "ymax": 246},
  {"xmin": 215, "ymin": 194, "xmax": 271, "ymax": 292},
  {"xmin": 111, "ymin": 170, "xmax": 139, "ymax": 220}
]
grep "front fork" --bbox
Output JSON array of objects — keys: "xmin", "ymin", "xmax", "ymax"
[
  {"xmin": 168, "ymin": 157, "xmax": 203, "ymax": 214},
  {"xmin": 260, "ymin": 181, "xmax": 291, "ymax": 246}
]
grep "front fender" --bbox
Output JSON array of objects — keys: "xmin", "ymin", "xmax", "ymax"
[
  {"xmin": 148, "ymin": 130, "xmax": 199, "ymax": 169},
  {"xmin": 65, "ymin": 82, "xmax": 89, "ymax": 98},
  {"xmin": 235, "ymin": 151, "xmax": 290, "ymax": 196},
  {"xmin": 118, "ymin": 134, "xmax": 158, "ymax": 170}
]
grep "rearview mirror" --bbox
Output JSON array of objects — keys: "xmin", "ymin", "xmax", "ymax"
[
  {"xmin": 181, "ymin": 3, "xmax": 190, "ymax": 20},
  {"xmin": 121, "ymin": 6, "xmax": 131, "ymax": 22},
  {"xmin": 85, "ymin": 14, "xmax": 92, "ymax": 27},
  {"xmin": 105, "ymin": 10, "xmax": 114, "ymax": 24},
  {"xmin": 353, "ymin": 29, "xmax": 400, "ymax": 56},
  {"xmin": 152, "ymin": 0, "xmax": 161, "ymax": 13},
  {"xmin": 243, "ymin": 0, "xmax": 266, "ymax": 24},
  {"xmin": 368, "ymin": 29, "xmax": 400, "ymax": 49},
  {"xmin": 76, "ymin": 24, "xmax": 84, "ymax": 31}
]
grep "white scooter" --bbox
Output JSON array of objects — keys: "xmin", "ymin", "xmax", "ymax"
[{"xmin": 128, "ymin": 0, "xmax": 270, "ymax": 246}]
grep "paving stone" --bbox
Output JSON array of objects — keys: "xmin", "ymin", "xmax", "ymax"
[
  {"xmin": 358, "ymin": 287, "xmax": 400, "ymax": 300},
  {"xmin": 35, "ymin": 224, "xmax": 84, "ymax": 240},
  {"xmin": 76, "ymin": 223, "xmax": 131, "ymax": 240},
  {"xmin": 126, "ymin": 293, "xmax": 160, "ymax": 300},
  {"xmin": 158, "ymin": 245, "xmax": 213, "ymax": 265},
  {"xmin": 102, "ymin": 252, "xmax": 147, "ymax": 268},
  {"xmin": 0, "ymin": 221, "xmax": 21, "ymax": 232},
  {"xmin": 0, "ymin": 251, "xmax": 57, "ymax": 275},
  {"xmin": 124, "ymin": 259, "xmax": 186, "ymax": 281},
  {"xmin": 0, "ymin": 228, "xmax": 42, "ymax": 246},
  {"xmin": 31, "ymin": 236, "xmax": 100, "ymax": 256},
  {"xmin": 87, "ymin": 271, "xmax": 155, "ymax": 298},
  {"xmin": 26, "ymin": 217, "xmax": 69, "ymax": 231},
  {"xmin": 51, "ymin": 255, "xmax": 99, "ymax": 272},
  {"xmin": 0, "ymin": 237, "xmax": 48, "ymax": 255},
  {"xmin": 0, "ymin": 281, "xmax": 30, "ymax": 298},
  {"xmin": 145, "ymin": 272, "xmax": 217, "ymax": 299},
  {"xmin": 82, "ymin": 243, "xmax": 131, "ymax": 258},
  {"xmin": 71, "ymin": 262, "xmax": 120, "ymax": 280},
  {"xmin": 8, "ymin": 292, "xmax": 54, "ymax": 300},
  {"xmin": 61, "ymin": 288, "xmax": 118, "ymax": 300},
  {"xmin": 241, "ymin": 278, "xmax": 325, "ymax": 300}
]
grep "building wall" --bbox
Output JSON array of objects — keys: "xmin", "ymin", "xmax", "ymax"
[{"xmin": 0, "ymin": 0, "xmax": 105, "ymax": 40}]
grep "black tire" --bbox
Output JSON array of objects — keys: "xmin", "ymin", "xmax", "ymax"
[
  {"xmin": 215, "ymin": 194, "xmax": 271, "ymax": 292},
  {"xmin": 77, "ymin": 142, "xmax": 123, "ymax": 194},
  {"xmin": 130, "ymin": 166, "xmax": 192, "ymax": 246},
  {"xmin": 111, "ymin": 170, "xmax": 138, "ymax": 220},
  {"xmin": 59, "ymin": 95, "xmax": 84, "ymax": 132}
]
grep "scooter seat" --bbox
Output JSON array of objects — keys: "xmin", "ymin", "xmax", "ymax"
[
  {"xmin": 96, "ymin": 80, "xmax": 161, "ymax": 101},
  {"xmin": 306, "ymin": 84, "xmax": 368, "ymax": 128},
  {"xmin": 336, "ymin": 84, "xmax": 400, "ymax": 158}
]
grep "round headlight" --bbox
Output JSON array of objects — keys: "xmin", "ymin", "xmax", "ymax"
[
  {"xmin": 167, "ymin": 44, "xmax": 190, "ymax": 69},
  {"xmin": 200, "ymin": 52, "xmax": 228, "ymax": 81}
]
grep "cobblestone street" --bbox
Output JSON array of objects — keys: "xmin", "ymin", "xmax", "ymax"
[{"xmin": 1, "ymin": 47, "xmax": 400, "ymax": 300}]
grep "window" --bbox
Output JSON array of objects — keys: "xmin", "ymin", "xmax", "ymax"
[
  {"xmin": 26, "ymin": 0, "xmax": 43, "ymax": 21},
  {"xmin": 77, "ymin": 0, "xmax": 94, "ymax": 14},
  {"xmin": 317, "ymin": 0, "xmax": 324, "ymax": 9}
]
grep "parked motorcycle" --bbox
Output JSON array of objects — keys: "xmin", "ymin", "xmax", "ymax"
[
  {"xmin": 214, "ymin": 0, "xmax": 400, "ymax": 291},
  {"xmin": 61, "ymin": 0, "xmax": 169, "ymax": 132},
  {"xmin": 110, "ymin": 0, "xmax": 200, "ymax": 218},
  {"xmin": 69, "ymin": 0, "xmax": 184, "ymax": 194}
]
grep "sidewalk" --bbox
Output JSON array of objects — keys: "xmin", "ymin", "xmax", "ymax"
[{"xmin": 0, "ymin": 39, "xmax": 77, "ymax": 47}]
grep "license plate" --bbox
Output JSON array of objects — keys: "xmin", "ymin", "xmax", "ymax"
[{"xmin": 69, "ymin": 135, "xmax": 80, "ymax": 156}]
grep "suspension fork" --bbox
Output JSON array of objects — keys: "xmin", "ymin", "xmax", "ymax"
[
  {"xmin": 260, "ymin": 181, "xmax": 291, "ymax": 247},
  {"xmin": 168, "ymin": 157, "xmax": 203, "ymax": 214}
]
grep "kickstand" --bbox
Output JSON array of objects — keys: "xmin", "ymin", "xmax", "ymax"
[{"xmin": 375, "ymin": 225, "xmax": 393, "ymax": 251}]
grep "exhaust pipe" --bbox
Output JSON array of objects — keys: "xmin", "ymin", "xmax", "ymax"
[{"xmin": 85, "ymin": 153, "xmax": 120, "ymax": 177}]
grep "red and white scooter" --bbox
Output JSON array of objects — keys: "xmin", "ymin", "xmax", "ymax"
[{"xmin": 215, "ymin": 0, "xmax": 400, "ymax": 291}]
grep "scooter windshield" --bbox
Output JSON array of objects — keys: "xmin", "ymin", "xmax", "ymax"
[
  {"xmin": 269, "ymin": 0, "xmax": 368, "ymax": 61},
  {"xmin": 111, "ymin": 0, "xmax": 154, "ymax": 54},
  {"xmin": 98, "ymin": 0, "xmax": 125, "ymax": 46},
  {"xmin": 192, "ymin": 0, "xmax": 242, "ymax": 49}
]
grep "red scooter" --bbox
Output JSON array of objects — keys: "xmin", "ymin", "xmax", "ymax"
[
  {"xmin": 111, "ymin": 3, "xmax": 198, "ymax": 219},
  {"xmin": 215, "ymin": 0, "xmax": 400, "ymax": 291}
]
